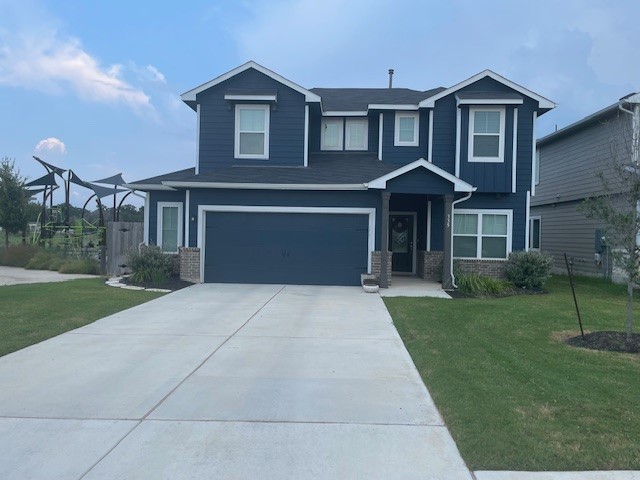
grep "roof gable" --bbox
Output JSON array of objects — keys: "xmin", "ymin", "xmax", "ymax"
[
  {"xmin": 368, "ymin": 159, "xmax": 475, "ymax": 192},
  {"xmin": 181, "ymin": 61, "xmax": 322, "ymax": 104},
  {"xmin": 419, "ymin": 70, "xmax": 555, "ymax": 110}
]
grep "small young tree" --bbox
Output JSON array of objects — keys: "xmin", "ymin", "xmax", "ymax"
[
  {"xmin": 579, "ymin": 103, "xmax": 639, "ymax": 343},
  {"xmin": 0, "ymin": 158, "xmax": 28, "ymax": 247}
]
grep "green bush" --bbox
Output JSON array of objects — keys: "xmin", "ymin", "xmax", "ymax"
[
  {"xmin": 456, "ymin": 272, "xmax": 513, "ymax": 295},
  {"xmin": 0, "ymin": 244, "xmax": 42, "ymax": 267},
  {"xmin": 58, "ymin": 258, "xmax": 100, "ymax": 274},
  {"xmin": 128, "ymin": 246, "xmax": 174, "ymax": 287},
  {"xmin": 505, "ymin": 250, "xmax": 554, "ymax": 289},
  {"xmin": 25, "ymin": 251, "xmax": 54, "ymax": 270}
]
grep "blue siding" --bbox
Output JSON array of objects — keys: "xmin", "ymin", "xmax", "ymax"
[
  {"xmin": 197, "ymin": 68, "xmax": 306, "ymax": 171},
  {"xmin": 148, "ymin": 190, "xmax": 186, "ymax": 247},
  {"xmin": 387, "ymin": 168, "xmax": 454, "ymax": 195},
  {"xmin": 380, "ymin": 110, "xmax": 429, "ymax": 164},
  {"xmin": 431, "ymin": 95, "xmax": 457, "ymax": 174},
  {"xmin": 429, "ymin": 197, "xmax": 445, "ymax": 251}
]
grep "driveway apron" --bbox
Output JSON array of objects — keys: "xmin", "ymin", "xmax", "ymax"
[{"xmin": 0, "ymin": 284, "xmax": 471, "ymax": 479}]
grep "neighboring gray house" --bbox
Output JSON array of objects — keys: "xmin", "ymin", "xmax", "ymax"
[{"xmin": 531, "ymin": 94, "xmax": 638, "ymax": 280}]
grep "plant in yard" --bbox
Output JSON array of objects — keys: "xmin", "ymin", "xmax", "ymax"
[
  {"xmin": 0, "ymin": 158, "xmax": 28, "ymax": 247},
  {"xmin": 127, "ymin": 246, "xmax": 173, "ymax": 287},
  {"xmin": 505, "ymin": 250, "xmax": 554, "ymax": 289},
  {"xmin": 58, "ymin": 258, "xmax": 100, "ymax": 274},
  {"xmin": 455, "ymin": 272, "xmax": 513, "ymax": 295},
  {"xmin": 0, "ymin": 244, "xmax": 42, "ymax": 267}
]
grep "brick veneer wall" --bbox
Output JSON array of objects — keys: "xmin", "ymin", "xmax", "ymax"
[
  {"xmin": 454, "ymin": 259, "xmax": 507, "ymax": 279},
  {"xmin": 371, "ymin": 251, "xmax": 392, "ymax": 286},
  {"xmin": 179, "ymin": 247, "xmax": 201, "ymax": 283},
  {"xmin": 418, "ymin": 250, "xmax": 444, "ymax": 281}
]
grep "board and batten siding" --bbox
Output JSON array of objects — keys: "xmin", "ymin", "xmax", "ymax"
[{"xmin": 197, "ymin": 68, "xmax": 306, "ymax": 172}]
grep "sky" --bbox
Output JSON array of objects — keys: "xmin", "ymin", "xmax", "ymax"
[{"xmin": 1, "ymin": 0, "xmax": 639, "ymax": 207}]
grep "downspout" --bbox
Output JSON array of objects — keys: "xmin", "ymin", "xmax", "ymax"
[{"xmin": 450, "ymin": 191, "xmax": 474, "ymax": 289}]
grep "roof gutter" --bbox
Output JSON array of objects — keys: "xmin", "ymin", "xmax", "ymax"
[{"xmin": 162, "ymin": 181, "xmax": 368, "ymax": 191}]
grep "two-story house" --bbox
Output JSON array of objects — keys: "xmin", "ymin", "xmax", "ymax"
[
  {"xmin": 127, "ymin": 61, "xmax": 555, "ymax": 288},
  {"xmin": 531, "ymin": 94, "xmax": 639, "ymax": 281}
]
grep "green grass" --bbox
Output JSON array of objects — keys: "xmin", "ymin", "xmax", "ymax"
[
  {"xmin": 385, "ymin": 275, "xmax": 640, "ymax": 471},
  {"xmin": 0, "ymin": 278, "xmax": 165, "ymax": 357}
]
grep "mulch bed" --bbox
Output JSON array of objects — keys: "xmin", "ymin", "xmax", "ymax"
[
  {"xmin": 566, "ymin": 331, "xmax": 640, "ymax": 354},
  {"xmin": 121, "ymin": 275, "xmax": 194, "ymax": 291}
]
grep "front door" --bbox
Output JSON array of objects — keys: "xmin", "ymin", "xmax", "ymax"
[{"xmin": 389, "ymin": 214, "xmax": 414, "ymax": 273}]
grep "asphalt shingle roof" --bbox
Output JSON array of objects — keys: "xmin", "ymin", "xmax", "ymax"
[{"xmin": 310, "ymin": 87, "xmax": 445, "ymax": 111}]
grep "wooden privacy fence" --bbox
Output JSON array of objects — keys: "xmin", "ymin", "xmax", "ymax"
[{"xmin": 106, "ymin": 221, "xmax": 143, "ymax": 276}]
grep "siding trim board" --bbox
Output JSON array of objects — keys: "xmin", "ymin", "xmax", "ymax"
[
  {"xmin": 512, "ymin": 108, "xmax": 518, "ymax": 193},
  {"xmin": 197, "ymin": 205, "xmax": 377, "ymax": 283},
  {"xmin": 164, "ymin": 181, "xmax": 367, "ymax": 190}
]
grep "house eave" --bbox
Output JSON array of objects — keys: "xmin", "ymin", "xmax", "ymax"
[
  {"xmin": 124, "ymin": 183, "xmax": 177, "ymax": 191},
  {"xmin": 162, "ymin": 181, "xmax": 368, "ymax": 191},
  {"xmin": 367, "ymin": 158, "xmax": 477, "ymax": 192}
]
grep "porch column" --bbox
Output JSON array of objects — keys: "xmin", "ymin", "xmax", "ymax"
[
  {"xmin": 442, "ymin": 194, "xmax": 454, "ymax": 290},
  {"xmin": 380, "ymin": 192, "xmax": 391, "ymax": 288}
]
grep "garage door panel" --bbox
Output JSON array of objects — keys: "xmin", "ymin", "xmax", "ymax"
[{"xmin": 204, "ymin": 212, "xmax": 369, "ymax": 286}]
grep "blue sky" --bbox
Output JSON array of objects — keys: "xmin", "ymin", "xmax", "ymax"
[{"xmin": 1, "ymin": 0, "xmax": 639, "ymax": 206}]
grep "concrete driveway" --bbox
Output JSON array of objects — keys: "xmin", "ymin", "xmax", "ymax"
[
  {"xmin": 0, "ymin": 284, "xmax": 471, "ymax": 479},
  {"xmin": 0, "ymin": 266, "xmax": 97, "ymax": 286}
]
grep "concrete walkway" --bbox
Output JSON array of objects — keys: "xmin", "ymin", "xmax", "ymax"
[
  {"xmin": 0, "ymin": 283, "xmax": 471, "ymax": 479},
  {"xmin": 0, "ymin": 265, "xmax": 98, "ymax": 286}
]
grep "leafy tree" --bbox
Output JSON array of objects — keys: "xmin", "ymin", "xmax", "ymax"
[
  {"xmin": 579, "ymin": 107, "xmax": 639, "ymax": 343},
  {"xmin": 0, "ymin": 158, "xmax": 28, "ymax": 247}
]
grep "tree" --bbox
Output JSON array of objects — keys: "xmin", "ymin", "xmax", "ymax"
[
  {"xmin": 0, "ymin": 158, "xmax": 28, "ymax": 247},
  {"xmin": 579, "ymin": 102, "xmax": 639, "ymax": 343}
]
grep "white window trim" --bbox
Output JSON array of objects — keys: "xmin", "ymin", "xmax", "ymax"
[
  {"xmin": 453, "ymin": 208, "xmax": 513, "ymax": 260},
  {"xmin": 321, "ymin": 118, "xmax": 344, "ymax": 151},
  {"xmin": 345, "ymin": 118, "xmax": 368, "ymax": 151},
  {"xmin": 234, "ymin": 104, "xmax": 270, "ymax": 159},
  {"xmin": 530, "ymin": 215, "xmax": 541, "ymax": 251},
  {"xmin": 157, "ymin": 201, "xmax": 184, "ymax": 254},
  {"xmin": 468, "ymin": 106, "xmax": 506, "ymax": 163},
  {"xmin": 394, "ymin": 112, "xmax": 419, "ymax": 147}
]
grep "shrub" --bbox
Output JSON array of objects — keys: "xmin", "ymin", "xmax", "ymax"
[
  {"xmin": 127, "ymin": 246, "xmax": 173, "ymax": 287},
  {"xmin": 505, "ymin": 250, "xmax": 554, "ymax": 289},
  {"xmin": 0, "ymin": 244, "xmax": 42, "ymax": 267},
  {"xmin": 456, "ymin": 272, "xmax": 513, "ymax": 295},
  {"xmin": 58, "ymin": 258, "xmax": 100, "ymax": 274},
  {"xmin": 25, "ymin": 251, "xmax": 53, "ymax": 270}
]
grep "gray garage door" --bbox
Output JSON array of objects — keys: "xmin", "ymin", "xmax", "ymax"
[{"xmin": 204, "ymin": 211, "xmax": 369, "ymax": 285}]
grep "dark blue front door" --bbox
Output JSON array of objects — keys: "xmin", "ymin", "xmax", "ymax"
[{"xmin": 204, "ymin": 212, "xmax": 369, "ymax": 285}]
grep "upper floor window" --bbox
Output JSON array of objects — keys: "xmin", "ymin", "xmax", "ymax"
[
  {"xmin": 157, "ymin": 202, "xmax": 183, "ymax": 254},
  {"xmin": 235, "ymin": 104, "xmax": 269, "ymax": 159},
  {"xmin": 394, "ymin": 112, "xmax": 419, "ymax": 146},
  {"xmin": 453, "ymin": 209, "xmax": 512, "ymax": 259},
  {"xmin": 321, "ymin": 117, "xmax": 368, "ymax": 151},
  {"xmin": 468, "ymin": 107, "xmax": 505, "ymax": 163}
]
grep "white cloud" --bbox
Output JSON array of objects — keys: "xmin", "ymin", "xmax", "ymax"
[
  {"xmin": 146, "ymin": 65, "xmax": 166, "ymax": 83},
  {"xmin": 35, "ymin": 137, "xmax": 66, "ymax": 154},
  {"xmin": 0, "ymin": 3, "xmax": 152, "ymax": 113}
]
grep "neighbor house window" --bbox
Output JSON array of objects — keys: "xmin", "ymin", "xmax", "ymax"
[
  {"xmin": 453, "ymin": 209, "xmax": 512, "ymax": 259},
  {"xmin": 530, "ymin": 216, "xmax": 541, "ymax": 250},
  {"xmin": 157, "ymin": 202, "xmax": 183, "ymax": 253},
  {"xmin": 321, "ymin": 118, "xmax": 343, "ymax": 150},
  {"xmin": 468, "ymin": 107, "xmax": 505, "ymax": 162},
  {"xmin": 235, "ymin": 104, "xmax": 269, "ymax": 158},
  {"xmin": 345, "ymin": 118, "xmax": 368, "ymax": 150},
  {"xmin": 394, "ymin": 112, "xmax": 419, "ymax": 146}
]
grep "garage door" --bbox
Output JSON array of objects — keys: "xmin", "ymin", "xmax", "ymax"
[{"xmin": 204, "ymin": 211, "xmax": 369, "ymax": 285}]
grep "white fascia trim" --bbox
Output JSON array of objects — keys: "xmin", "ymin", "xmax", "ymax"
[
  {"xmin": 525, "ymin": 191, "xmax": 531, "ymax": 251},
  {"xmin": 304, "ymin": 105, "xmax": 309, "ymax": 167},
  {"xmin": 419, "ymin": 69, "xmax": 556, "ymax": 109},
  {"xmin": 197, "ymin": 205, "xmax": 377, "ymax": 282},
  {"xmin": 468, "ymin": 106, "xmax": 506, "ymax": 163},
  {"xmin": 181, "ymin": 60, "xmax": 321, "ymax": 103},
  {"xmin": 378, "ymin": 113, "xmax": 383, "ymax": 161},
  {"xmin": 512, "ymin": 108, "xmax": 518, "ymax": 193},
  {"xmin": 163, "ymin": 181, "xmax": 367, "ymax": 190},
  {"xmin": 531, "ymin": 111, "xmax": 538, "ymax": 195},
  {"xmin": 184, "ymin": 189, "xmax": 190, "ymax": 247},
  {"xmin": 224, "ymin": 94, "xmax": 277, "ymax": 102},
  {"xmin": 368, "ymin": 104, "xmax": 419, "ymax": 111},
  {"xmin": 322, "ymin": 111, "xmax": 368, "ymax": 117},
  {"xmin": 195, "ymin": 104, "xmax": 201, "ymax": 175},
  {"xmin": 143, "ymin": 192, "xmax": 149, "ymax": 244},
  {"xmin": 427, "ymin": 110, "xmax": 434, "ymax": 162},
  {"xmin": 124, "ymin": 183, "xmax": 177, "ymax": 191},
  {"xmin": 394, "ymin": 111, "xmax": 419, "ymax": 147},
  {"xmin": 455, "ymin": 107, "xmax": 462, "ymax": 176},
  {"xmin": 457, "ymin": 97, "xmax": 524, "ymax": 106},
  {"xmin": 367, "ymin": 158, "xmax": 476, "ymax": 192},
  {"xmin": 157, "ymin": 201, "xmax": 184, "ymax": 254},
  {"xmin": 453, "ymin": 208, "xmax": 513, "ymax": 259}
]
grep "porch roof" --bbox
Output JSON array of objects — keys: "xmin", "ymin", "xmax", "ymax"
[{"xmin": 368, "ymin": 159, "xmax": 476, "ymax": 192}]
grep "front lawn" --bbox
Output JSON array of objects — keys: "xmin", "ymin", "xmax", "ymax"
[
  {"xmin": 0, "ymin": 278, "xmax": 165, "ymax": 357},
  {"xmin": 385, "ymin": 275, "xmax": 640, "ymax": 471}
]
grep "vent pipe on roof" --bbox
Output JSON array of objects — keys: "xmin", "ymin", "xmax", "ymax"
[{"xmin": 388, "ymin": 69, "xmax": 394, "ymax": 89}]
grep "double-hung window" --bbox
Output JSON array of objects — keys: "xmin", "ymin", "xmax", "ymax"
[
  {"xmin": 468, "ymin": 107, "xmax": 505, "ymax": 162},
  {"xmin": 453, "ymin": 209, "xmax": 512, "ymax": 259},
  {"xmin": 321, "ymin": 118, "xmax": 343, "ymax": 150},
  {"xmin": 157, "ymin": 202, "xmax": 183, "ymax": 254},
  {"xmin": 235, "ymin": 104, "xmax": 269, "ymax": 159},
  {"xmin": 394, "ymin": 112, "xmax": 419, "ymax": 146},
  {"xmin": 345, "ymin": 119, "xmax": 368, "ymax": 150},
  {"xmin": 321, "ymin": 117, "xmax": 368, "ymax": 150}
]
